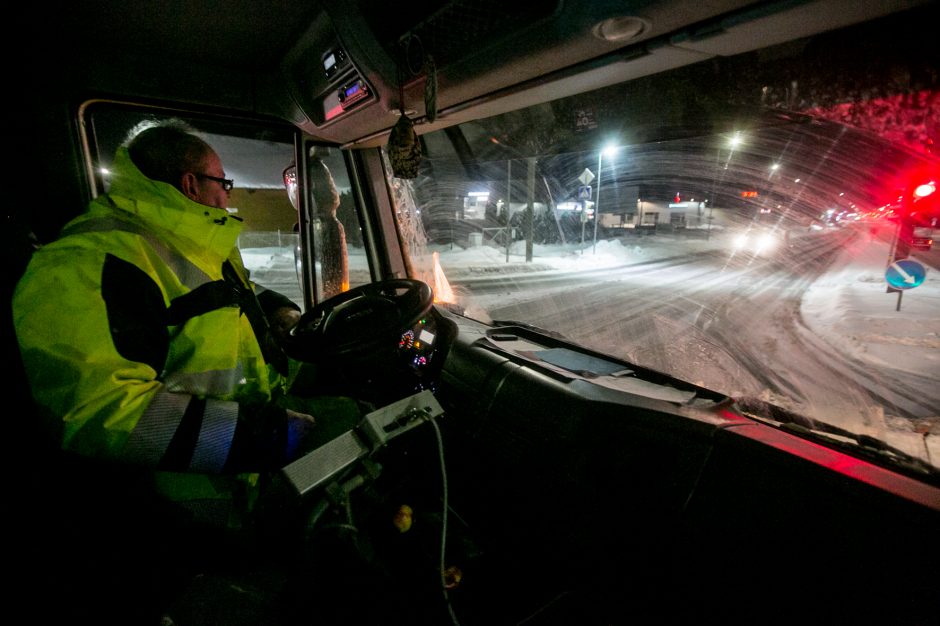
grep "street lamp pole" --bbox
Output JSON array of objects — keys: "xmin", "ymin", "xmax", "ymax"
[
  {"xmin": 706, "ymin": 132, "xmax": 742, "ymax": 241},
  {"xmin": 506, "ymin": 159, "xmax": 512, "ymax": 263},
  {"xmin": 706, "ymin": 200, "xmax": 713, "ymax": 241},
  {"xmin": 593, "ymin": 151, "xmax": 602, "ymax": 254},
  {"xmin": 593, "ymin": 144, "xmax": 619, "ymax": 254}
]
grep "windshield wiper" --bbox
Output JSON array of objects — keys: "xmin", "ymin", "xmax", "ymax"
[
  {"xmin": 735, "ymin": 396, "xmax": 939, "ymax": 486},
  {"xmin": 779, "ymin": 422, "xmax": 939, "ymax": 485},
  {"xmin": 491, "ymin": 319, "xmax": 570, "ymax": 341}
]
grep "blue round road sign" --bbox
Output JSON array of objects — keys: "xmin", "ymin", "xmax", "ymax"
[{"xmin": 885, "ymin": 259, "xmax": 927, "ymax": 290}]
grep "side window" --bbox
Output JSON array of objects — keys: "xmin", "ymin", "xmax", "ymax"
[
  {"xmin": 288, "ymin": 145, "xmax": 372, "ymax": 305},
  {"xmin": 81, "ymin": 104, "xmax": 303, "ymax": 308}
]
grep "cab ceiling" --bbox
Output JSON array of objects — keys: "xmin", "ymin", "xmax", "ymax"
[{"xmin": 34, "ymin": 0, "xmax": 929, "ymax": 148}]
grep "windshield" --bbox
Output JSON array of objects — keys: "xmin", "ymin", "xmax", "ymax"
[{"xmin": 387, "ymin": 8, "xmax": 940, "ymax": 473}]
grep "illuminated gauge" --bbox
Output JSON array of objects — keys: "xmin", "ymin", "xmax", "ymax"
[{"xmin": 399, "ymin": 330, "xmax": 415, "ymax": 350}]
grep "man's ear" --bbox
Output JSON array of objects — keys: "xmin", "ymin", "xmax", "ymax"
[{"xmin": 179, "ymin": 172, "xmax": 200, "ymax": 201}]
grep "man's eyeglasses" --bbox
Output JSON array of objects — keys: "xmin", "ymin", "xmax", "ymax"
[{"xmin": 195, "ymin": 173, "xmax": 234, "ymax": 192}]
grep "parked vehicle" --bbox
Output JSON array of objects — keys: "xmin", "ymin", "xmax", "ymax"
[
  {"xmin": 910, "ymin": 226, "xmax": 935, "ymax": 250},
  {"xmin": 9, "ymin": 1, "xmax": 939, "ymax": 625}
]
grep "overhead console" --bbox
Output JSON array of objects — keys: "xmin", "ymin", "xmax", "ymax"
[
  {"xmin": 282, "ymin": 10, "xmax": 379, "ymax": 129},
  {"xmin": 318, "ymin": 45, "xmax": 374, "ymax": 123}
]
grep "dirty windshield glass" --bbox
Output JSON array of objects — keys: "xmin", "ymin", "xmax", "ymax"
[{"xmin": 392, "ymin": 8, "xmax": 939, "ymax": 474}]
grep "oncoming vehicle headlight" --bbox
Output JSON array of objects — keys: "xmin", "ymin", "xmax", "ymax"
[
  {"xmin": 733, "ymin": 231, "xmax": 778, "ymax": 255},
  {"xmin": 755, "ymin": 232, "xmax": 777, "ymax": 253}
]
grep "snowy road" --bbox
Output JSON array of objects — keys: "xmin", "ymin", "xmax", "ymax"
[{"xmin": 467, "ymin": 228, "xmax": 936, "ymax": 430}]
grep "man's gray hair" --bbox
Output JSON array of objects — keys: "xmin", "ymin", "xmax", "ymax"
[{"xmin": 126, "ymin": 119, "xmax": 213, "ymax": 190}]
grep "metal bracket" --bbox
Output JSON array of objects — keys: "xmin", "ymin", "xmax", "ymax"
[{"xmin": 278, "ymin": 389, "xmax": 444, "ymax": 498}]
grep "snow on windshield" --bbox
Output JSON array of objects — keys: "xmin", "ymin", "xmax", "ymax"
[
  {"xmin": 395, "ymin": 214, "xmax": 939, "ymax": 468},
  {"xmin": 383, "ymin": 92, "xmax": 940, "ymax": 474}
]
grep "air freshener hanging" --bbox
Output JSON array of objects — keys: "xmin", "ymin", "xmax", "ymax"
[{"xmin": 387, "ymin": 59, "xmax": 422, "ymax": 179}]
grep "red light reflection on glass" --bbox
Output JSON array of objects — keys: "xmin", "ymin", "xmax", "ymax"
[{"xmin": 913, "ymin": 182, "xmax": 936, "ymax": 198}]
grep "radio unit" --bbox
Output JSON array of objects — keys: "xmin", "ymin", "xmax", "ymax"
[{"xmin": 338, "ymin": 79, "xmax": 369, "ymax": 110}]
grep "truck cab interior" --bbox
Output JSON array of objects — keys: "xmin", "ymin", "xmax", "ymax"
[{"xmin": 8, "ymin": 1, "xmax": 939, "ymax": 625}]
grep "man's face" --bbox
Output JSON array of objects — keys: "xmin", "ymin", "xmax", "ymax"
[{"xmin": 190, "ymin": 151, "xmax": 231, "ymax": 210}]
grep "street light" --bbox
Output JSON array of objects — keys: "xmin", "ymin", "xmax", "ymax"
[{"xmin": 593, "ymin": 144, "xmax": 620, "ymax": 253}]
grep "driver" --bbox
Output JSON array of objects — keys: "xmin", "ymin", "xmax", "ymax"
[{"xmin": 12, "ymin": 120, "xmax": 360, "ymax": 621}]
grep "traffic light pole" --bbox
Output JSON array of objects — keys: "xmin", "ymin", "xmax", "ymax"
[{"xmin": 886, "ymin": 209, "xmax": 915, "ymax": 310}]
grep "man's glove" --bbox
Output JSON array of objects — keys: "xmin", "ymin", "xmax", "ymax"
[{"xmin": 268, "ymin": 305, "xmax": 302, "ymax": 346}]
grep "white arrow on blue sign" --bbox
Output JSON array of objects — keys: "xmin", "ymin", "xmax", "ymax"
[{"xmin": 885, "ymin": 258, "xmax": 927, "ymax": 290}]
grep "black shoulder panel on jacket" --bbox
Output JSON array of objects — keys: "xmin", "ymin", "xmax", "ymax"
[
  {"xmin": 102, "ymin": 254, "xmax": 170, "ymax": 373},
  {"xmin": 166, "ymin": 280, "xmax": 239, "ymax": 327}
]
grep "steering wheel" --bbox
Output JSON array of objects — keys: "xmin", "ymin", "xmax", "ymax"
[{"xmin": 285, "ymin": 278, "xmax": 433, "ymax": 362}]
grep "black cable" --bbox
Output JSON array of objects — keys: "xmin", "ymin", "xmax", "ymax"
[{"xmin": 423, "ymin": 413, "xmax": 461, "ymax": 626}]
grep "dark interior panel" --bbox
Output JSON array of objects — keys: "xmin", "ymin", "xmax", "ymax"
[{"xmin": 431, "ymin": 314, "xmax": 940, "ymax": 622}]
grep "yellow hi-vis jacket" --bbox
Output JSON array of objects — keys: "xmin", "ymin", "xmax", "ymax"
[{"xmin": 13, "ymin": 146, "xmax": 299, "ymax": 527}]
